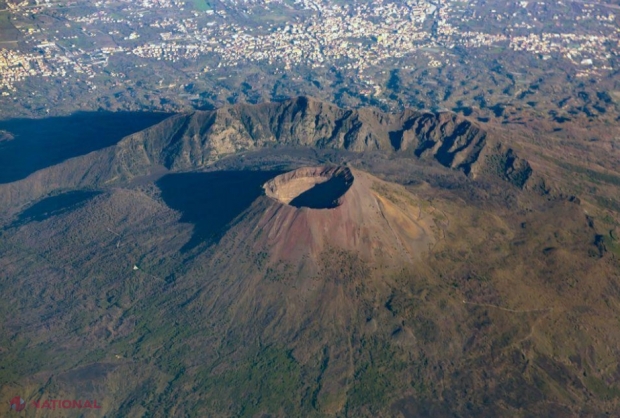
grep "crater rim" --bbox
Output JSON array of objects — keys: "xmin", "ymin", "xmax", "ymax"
[{"xmin": 263, "ymin": 166, "xmax": 354, "ymax": 209}]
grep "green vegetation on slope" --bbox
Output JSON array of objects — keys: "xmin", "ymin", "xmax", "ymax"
[{"xmin": 193, "ymin": 345, "xmax": 305, "ymax": 417}]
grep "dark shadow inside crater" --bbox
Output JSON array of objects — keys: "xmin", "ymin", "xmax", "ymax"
[{"xmin": 289, "ymin": 175, "xmax": 351, "ymax": 209}]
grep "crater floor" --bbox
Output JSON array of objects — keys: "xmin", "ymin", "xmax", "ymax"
[{"xmin": 263, "ymin": 166, "xmax": 353, "ymax": 209}]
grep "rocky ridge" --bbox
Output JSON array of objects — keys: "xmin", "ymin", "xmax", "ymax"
[
  {"xmin": 114, "ymin": 96, "xmax": 531, "ymax": 184},
  {"xmin": 0, "ymin": 97, "xmax": 534, "ymax": 216}
]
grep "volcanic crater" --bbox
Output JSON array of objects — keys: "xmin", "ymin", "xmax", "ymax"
[{"xmin": 263, "ymin": 166, "xmax": 353, "ymax": 209}]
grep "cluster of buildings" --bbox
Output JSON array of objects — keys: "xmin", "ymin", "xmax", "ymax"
[
  {"xmin": 0, "ymin": 49, "xmax": 66, "ymax": 92},
  {"xmin": 132, "ymin": 0, "xmax": 438, "ymax": 72},
  {"xmin": 129, "ymin": 0, "xmax": 618, "ymax": 76},
  {"xmin": 0, "ymin": 0, "xmax": 618, "ymax": 93},
  {"xmin": 114, "ymin": 0, "xmax": 186, "ymax": 9},
  {"xmin": 0, "ymin": 50, "xmax": 37, "ymax": 92},
  {"xmin": 0, "ymin": 40, "xmax": 117, "ymax": 91},
  {"xmin": 510, "ymin": 33, "xmax": 614, "ymax": 69}
]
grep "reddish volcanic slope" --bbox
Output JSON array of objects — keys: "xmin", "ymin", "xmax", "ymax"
[
  {"xmin": 241, "ymin": 166, "xmax": 437, "ymax": 269},
  {"xmin": 187, "ymin": 166, "xmax": 441, "ymax": 412}
]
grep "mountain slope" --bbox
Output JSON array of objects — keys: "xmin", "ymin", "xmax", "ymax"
[
  {"xmin": 0, "ymin": 97, "xmax": 534, "ymax": 217},
  {"xmin": 115, "ymin": 96, "xmax": 529, "ymax": 183}
]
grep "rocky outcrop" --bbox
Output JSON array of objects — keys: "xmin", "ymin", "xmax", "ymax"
[{"xmin": 484, "ymin": 143, "xmax": 534, "ymax": 188}]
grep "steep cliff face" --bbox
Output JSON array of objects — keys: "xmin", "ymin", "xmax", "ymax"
[
  {"xmin": 390, "ymin": 110, "xmax": 488, "ymax": 174},
  {"xmin": 114, "ymin": 97, "xmax": 529, "ymax": 184}
]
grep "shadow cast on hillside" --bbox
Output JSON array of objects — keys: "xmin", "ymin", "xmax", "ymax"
[
  {"xmin": 156, "ymin": 170, "xmax": 285, "ymax": 252},
  {"xmin": 0, "ymin": 111, "xmax": 171, "ymax": 184},
  {"xmin": 9, "ymin": 190, "xmax": 102, "ymax": 228}
]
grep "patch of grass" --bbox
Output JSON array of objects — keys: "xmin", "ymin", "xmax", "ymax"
[
  {"xmin": 195, "ymin": 345, "xmax": 305, "ymax": 417},
  {"xmin": 347, "ymin": 337, "xmax": 409, "ymax": 412},
  {"xmin": 595, "ymin": 195, "xmax": 620, "ymax": 213},
  {"xmin": 347, "ymin": 365, "xmax": 393, "ymax": 410},
  {"xmin": 555, "ymin": 160, "xmax": 620, "ymax": 187},
  {"xmin": 603, "ymin": 235, "xmax": 620, "ymax": 257},
  {"xmin": 189, "ymin": 0, "xmax": 211, "ymax": 11},
  {"xmin": 585, "ymin": 376, "xmax": 620, "ymax": 400},
  {"xmin": 0, "ymin": 340, "xmax": 54, "ymax": 386},
  {"xmin": 601, "ymin": 214, "xmax": 619, "ymax": 227},
  {"xmin": 0, "ymin": 12, "xmax": 19, "ymax": 43},
  {"xmin": 79, "ymin": 348, "xmax": 107, "ymax": 364}
]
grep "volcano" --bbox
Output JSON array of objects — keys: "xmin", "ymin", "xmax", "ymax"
[
  {"xmin": 252, "ymin": 166, "xmax": 437, "ymax": 269},
  {"xmin": 171, "ymin": 167, "xmax": 442, "ymax": 413}
]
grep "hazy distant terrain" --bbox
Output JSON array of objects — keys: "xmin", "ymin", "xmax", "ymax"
[{"xmin": 0, "ymin": 0, "xmax": 618, "ymax": 130}]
